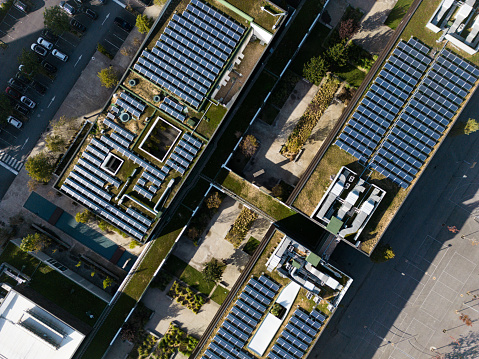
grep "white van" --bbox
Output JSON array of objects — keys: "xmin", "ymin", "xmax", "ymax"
[{"xmin": 52, "ymin": 49, "xmax": 68, "ymax": 62}]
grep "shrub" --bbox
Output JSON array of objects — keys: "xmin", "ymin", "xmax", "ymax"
[
  {"xmin": 136, "ymin": 14, "xmax": 153, "ymax": 34},
  {"xmin": 206, "ymin": 191, "xmax": 223, "ymax": 210},
  {"xmin": 202, "ymin": 258, "xmax": 224, "ymax": 283},
  {"xmin": 75, "ymin": 209, "xmax": 92, "ymax": 223},
  {"xmin": 326, "ymin": 41, "xmax": 349, "ymax": 70},
  {"xmin": 167, "ymin": 281, "xmax": 205, "ymax": 313},
  {"xmin": 239, "ymin": 135, "xmax": 259, "ymax": 158},
  {"xmin": 339, "ymin": 18, "xmax": 360, "ymax": 40},
  {"xmin": 464, "ymin": 118, "xmax": 479, "ymax": 135},
  {"xmin": 20, "ymin": 233, "xmax": 49, "ymax": 252},
  {"xmin": 370, "ymin": 244, "xmax": 395, "ymax": 263},
  {"xmin": 225, "ymin": 208, "xmax": 258, "ymax": 247},
  {"xmin": 97, "ymin": 43, "xmax": 114, "ymax": 59},
  {"xmin": 303, "ymin": 55, "xmax": 328, "ymax": 85},
  {"xmin": 98, "ymin": 67, "xmax": 118, "ymax": 88},
  {"xmin": 25, "ymin": 152, "xmax": 54, "ymax": 183}
]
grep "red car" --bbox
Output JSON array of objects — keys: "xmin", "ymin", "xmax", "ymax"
[{"xmin": 5, "ymin": 87, "xmax": 21, "ymax": 100}]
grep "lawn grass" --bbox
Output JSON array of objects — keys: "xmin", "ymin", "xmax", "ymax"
[
  {"xmin": 243, "ymin": 236, "xmax": 260, "ymax": 255},
  {"xmin": 335, "ymin": 65, "xmax": 367, "ymax": 88},
  {"xmin": 0, "ymin": 243, "xmax": 106, "ymax": 325},
  {"xmin": 223, "ymin": 0, "xmax": 280, "ymax": 31},
  {"xmin": 164, "ymin": 254, "xmax": 215, "ymax": 296},
  {"xmin": 210, "ymin": 286, "xmax": 229, "ymax": 305},
  {"xmin": 289, "ymin": 22, "xmax": 331, "ymax": 75},
  {"xmin": 385, "ymin": 0, "xmax": 415, "ymax": 30},
  {"xmin": 399, "ymin": 0, "xmax": 442, "ymax": 48},
  {"xmin": 266, "ymin": 0, "xmax": 326, "ymax": 75},
  {"xmin": 293, "ymin": 145, "xmax": 365, "ymax": 216},
  {"xmin": 195, "ymin": 103, "xmax": 228, "ymax": 139},
  {"xmin": 202, "ymin": 71, "xmax": 277, "ymax": 179},
  {"xmin": 220, "ymin": 170, "xmax": 296, "ymax": 221}
]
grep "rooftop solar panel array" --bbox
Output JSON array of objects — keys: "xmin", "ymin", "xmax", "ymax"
[
  {"xmin": 78, "ymin": 158, "xmax": 121, "ymax": 188},
  {"xmin": 115, "ymin": 98, "xmax": 142, "ymax": 118},
  {"xmin": 133, "ymin": 0, "xmax": 244, "ymax": 109},
  {"xmin": 335, "ymin": 38, "xmax": 431, "ymax": 163},
  {"xmin": 159, "ymin": 97, "xmax": 186, "ymax": 122},
  {"xmin": 201, "ymin": 275, "xmax": 280, "ymax": 359},
  {"xmin": 103, "ymin": 118, "xmax": 136, "ymax": 142},
  {"xmin": 133, "ymin": 185, "xmax": 154, "ymax": 201},
  {"xmin": 267, "ymin": 308, "xmax": 326, "ymax": 359},
  {"xmin": 119, "ymin": 92, "xmax": 146, "ymax": 112},
  {"xmin": 372, "ymin": 48, "xmax": 479, "ymax": 188}
]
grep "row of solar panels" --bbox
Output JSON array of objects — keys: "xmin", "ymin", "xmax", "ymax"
[
  {"xmin": 165, "ymin": 133, "xmax": 203, "ymax": 176},
  {"xmin": 335, "ymin": 39, "xmax": 427, "ymax": 162},
  {"xmin": 115, "ymin": 98, "xmax": 142, "ymax": 118},
  {"xmin": 133, "ymin": 0, "xmax": 244, "ymax": 109},
  {"xmin": 201, "ymin": 275, "xmax": 280, "ymax": 359},
  {"xmin": 370, "ymin": 48, "xmax": 479, "ymax": 188},
  {"xmin": 119, "ymin": 92, "xmax": 146, "ymax": 112},
  {"xmin": 267, "ymin": 308, "xmax": 326, "ymax": 359},
  {"xmin": 160, "ymin": 97, "xmax": 186, "ymax": 122},
  {"xmin": 133, "ymin": 184, "xmax": 154, "ymax": 201}
]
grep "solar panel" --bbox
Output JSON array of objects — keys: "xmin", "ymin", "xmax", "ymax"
[
  {"xmin": 178, "ymin": 139, "xmax": 198, "ymax": 155},
  {"xmin": 183, "ymin": 133, "xmax": 202, "ymax": 148},
  {"xmin": 111, "ymin": 133, "xmax": 130, "ymax": 148},
  {"xmin": 170, "ymin": 153, "xmax": 190, "ymax": 169},
  {"xmin": 119, "ymin": 92, "xmax": 146, "ymax": 112},
  {"xmin": 183, "ymin": 11, "xmax": 237, "ymax": 48},
  {"xmin": 133, "ymin": 185, "xmax": 154, "ymax": 201},
  {"xmin": 126, "ymin": 207, "xmax": 153, "ymax": 226},
  {"xmin": 174, "ymin": 146, "xmax": 194, "ymax": 162},
  {"xmin": 86, "ymin": 144, "xmax": 106, "ymax": 161},
  {"xmin": 73, "ymin": 165, "xmax": 105, "ymax": 187},
  {"xmin": 239, "ymin": 292, "xmax": 267, "ymax": 312},
  {"xmin": 69, "ymin": 172, "xmax": 112, "ymax": 201},
  {"xmin": 77, "ymin": 158, "xmax": 121, "ymax": 188},
  {"xmin": 103, "ymin": 118, "xmax": 135, "ymax": 142},
  {"xmin": 244, "ymin": 285, "xmax": 271, "ymax": 305},
  {"xmin": 191, "ymin": 0, "xmax": 245, "ymax": 35},
  {"xmin": 159, "ymin": 100, "xmax": 187, "ymax": 122},
  {"xmin": 82, "ymin": 152, "xmax": 103, "ymax": 167},
  {"xmin": 142, "ymin": 171, "xmax": 163, "ymax": 186},
  {"xmin": 248, "ymin": 277, "xmax": 276, "ymax": 299},
  {"xmin": 223, "ymin": 321, "xmax": 249, "ymax": 342}
]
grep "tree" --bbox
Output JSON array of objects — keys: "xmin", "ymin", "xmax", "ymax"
[
  {"xmin": 202, "ymin": 258, "xmax": 224, "ymax": 283},
  {"xmin": 97, "ymin": 67, "xmax": 118, "ymax": 88},
  {"xmin": 46, "ymin": 134, "xmax": 66, "ymax": 152},
  {"xmin": 270, "ymin": 303, "xmax": 284, "ymax": 317},
  {"xmin": 206, "ymin": 191, "xmax": 222, "ymax": 210},
  {"xmin": 25, "ymin": 152, "xmax": 54, "ymax": 183},
  {"xmin": 0, "ymin": 93, "xmax": 12, "ymax": 125},
  {"xmin": 153, "ymin": 0, "xmax": 167, "ymax": 6},
  {"xmin": 339, "ymin": 18, "xmax": 360, "ymax": 40},
  {"xmin": 303, "ymin": 55, "xmax": 328, "ymax": 85},
  {"xmin": 136, "ymin": 14, "xmax": 153, "ymax": 34},
  {"xmin": 326, "ymin": 41, "xmax": 349, "ymax": 70},
  {"xmin": 464, "ymin": 118, "xmax": 479, "ymax": 135},
  {"xmin": 18, "ymin": 48, "xmax": 41, "ymax": 78},
  {"xmin": 44, "ymin": 6, "xmax": 70, "ymax": 36},
  {"xmin": 240, "ymin": 135, "xmax": 259, "ymax": 158},
  {"xmin": 20, "ymin": 233, "xmax": 49, "ymax": 252},
  {"xmin": 370, "ymin": 244, "xmax": 395, "ymax": 263},
  {"xmin": 75, "ymin": 209, "xmax": 92, "ymax": 223}
]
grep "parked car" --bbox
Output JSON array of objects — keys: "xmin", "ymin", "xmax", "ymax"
[
  {"xmin": 52, "ymin": 49, "xmax": 68, "ymax": 62},
  {"xmin": 20, "ymin": 96, "xmax": 36, "ymax": 109},
  {"xmin": 14, "ymin": 104, "xmax": 30, "ymax": 116},
  {"xmin": 42, "ymin": 29, "xmax": 59, "ymax": 42},
  {"xmin": 18, "ymin": 65, "xmax": 33, "ymax": 76},
  {"xmin": 41, "ymin": 60, "xmax": 57, "ymax": 73},
  {"xmin": 73, "ymin": 0, "xmax": 86, "ymax": 4},
  {"xmin": 70, "ymin": 19, "xmax": 87, "ymax": 32},
  {"xmin": 31, "ymin": 43, "xmax": 47, "ymax": 56},
  {"xmin": 13, "ymin": 0, "xmax": 29, "ymax": 13},
  {"xmin": 15, "ymin": 72, "xmax": 31, "ymax": 84},
  {"xmin": 32, "ymin": 81, "xmax": 47, "ymax": 95},
  {"xmin": 5, "ymin": 87, "xmax": 21, "ymax": 100},
  {"xmin": 37, "ymin": 37, "xmax": 53, "ymax": 50},
  {"xmin": 84, "ymin": 8, "xmax": 97, "ymax": 19},
  {"xmin": 7, "ymin": 116, "xmax": 22, "ymax": 129},
  {"xmin": 59, "ymin": 1, "xmax": 75, "ymax": 15},
  {"xmin": 8, "ymin": 78, "xmax": 26, "ymax": 92},
  {"xmin": 114, "ymin": 17, "xmax": 133, "ymax": 32}
]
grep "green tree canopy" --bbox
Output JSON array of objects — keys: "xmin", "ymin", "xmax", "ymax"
[
  {"xmin": 44, "ymin": 6, "xmax": 70, "ymax": 36},
  {"xmin": 18, "ymin": 49, "xmax": 41, "ymax": 78},
  {"xmin": 97, "ymin": 67, "xmax": 118, "ymax": 88},
  {"xmin": 464, "ymin": 118, "xmax": 479, "ymax": 135},
  {"xmin": 325, "ymin": 41, "xmax": 349, "ymax": 70},
  {"xmin": 202, "ymin": 258, "xmax": 224, "ymax": 283},
  {"xmin": 25, "ymin": 152, "xmax": 54, "ymax": 183},
  {"xmin": 135, "ymin": 14, "xmax": 153, "ymax": 34},
  {"xmin": 371, "ymin": 244, "xmax": 395, "ymax": 263},
  {"xmin": 75, "ymin": 209, "xmax": 93, "ymax": 223},
  {"xmin": 153, "ymin": 0, "xmax": 167, "ymax": 5},
  {"xmin": 303, "ymin": 55, "xmax": 328, "ymax": 85},
  {"xmin": 20, "ymin": 233, "xmax": 49, "ymax": 252},
  {"xmin": 45, "ymin": 134, "xmax": 66, "ymax": 152},
  {"xmin": 0, "ymin": 93, "xmax": 12, "ymax": 125}
]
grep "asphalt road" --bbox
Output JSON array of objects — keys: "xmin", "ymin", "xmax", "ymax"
[
  {"xmin": 310, "ymin": 82, "xmax": 479, "ymax": 358},
  {"xmin": 0, "ymin": 0, "xmax": 136, "ymax": 200}
]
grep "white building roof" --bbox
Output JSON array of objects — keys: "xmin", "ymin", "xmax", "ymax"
[{"xmin": 0, "ymin": 290, "xmax": 85, "ymax": 359}]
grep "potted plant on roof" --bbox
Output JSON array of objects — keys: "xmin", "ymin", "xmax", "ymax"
[{"xmin": 270, "ymin": 302, "xmax": 285, "ymax": 319}]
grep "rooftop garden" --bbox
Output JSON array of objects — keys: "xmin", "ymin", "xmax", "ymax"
[{"xmin": 0, "ymin": 242, "xmax": 107, "ymax": 325}]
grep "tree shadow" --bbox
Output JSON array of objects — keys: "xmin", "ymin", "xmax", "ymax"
[{"xmin": 384, "ymin": 5, "xmax": 410, "ymax": 28}]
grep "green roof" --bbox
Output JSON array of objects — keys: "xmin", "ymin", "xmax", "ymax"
[
  {"xmin": 306, "ymin": 252, "xmax": 321, "ymax": 266},
  {"xmin": 326, "ymin": 217, "xmax": 343, "ymax": 235},
  {"xmin": 292, "ymin": 260, "xmax": 301, "ymax": 269}
]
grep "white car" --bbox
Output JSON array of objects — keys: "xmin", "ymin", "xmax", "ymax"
[
  {"xmin": 52, "ymin": 49, "xmax": 68, "ymax": 62},
  {"xmin": 59, "ymin": 1, "xmax": 75, "ymax": 15},
  {"xmin": 7, "ymin": 116, "xmax": 22, "ymax": 129},
  {"xmin": 37, "ymin": 37, "xmax": 53, "ymax": 50},
  {"xmin": 20, "ymin": 96, "xmax": 36, "ymax": 109}
]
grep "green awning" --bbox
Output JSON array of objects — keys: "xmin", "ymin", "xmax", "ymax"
[
  {"xmin": 306, "ymin": 252, "xmax": 321, "ymax": 267},
  {"xmin": 326, "ymin": 217, "xmax": 343, "ymax": 235}
]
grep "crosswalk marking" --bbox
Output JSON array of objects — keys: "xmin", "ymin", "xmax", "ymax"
[{"xmin": 0, "ymin": 151, "xmax": 23, "ymax": 174}]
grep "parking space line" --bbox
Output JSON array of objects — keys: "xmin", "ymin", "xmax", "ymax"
[
  {"xmin": 104, "ymin": 39, "xmax": 120, "ymax": 50},
  {"xmin": 7, "ymin": 13, "xmax": 18, "ymax": 21},
  {"xmin": 112, "ymin": 33, "xmax": 125, "ymax": 41}
]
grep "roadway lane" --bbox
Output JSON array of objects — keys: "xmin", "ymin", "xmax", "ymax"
[{"xmin": 0, "ymin": 1, "xmax": 136, "ymax": 200}]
